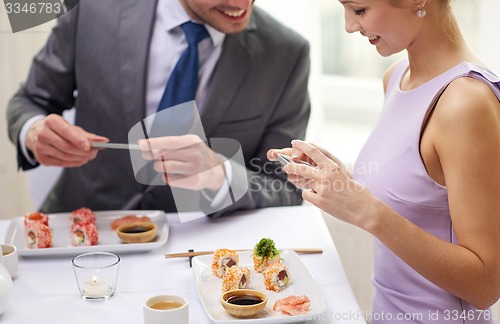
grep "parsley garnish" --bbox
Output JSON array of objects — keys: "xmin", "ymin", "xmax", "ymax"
[{"xmin": 253, "ymin": 238, "xmax": 280, "ymax": 260}]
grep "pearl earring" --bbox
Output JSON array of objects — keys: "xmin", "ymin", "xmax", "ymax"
[{"xmin": 417, "ymin": 4, "xmax": 427, "ymax": 18}]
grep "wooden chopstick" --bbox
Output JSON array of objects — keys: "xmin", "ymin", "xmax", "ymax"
[{"xmin": 165, "ymin": 248, "xmax": 323, "ymax": 258}]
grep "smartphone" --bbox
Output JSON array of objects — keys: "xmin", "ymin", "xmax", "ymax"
[
  {"xmin": 91, "ymin": 142, "xmax": 140, "ymax": 150},
  {"xmin": 277, "ymin": 154, "xmax": 312, "ymax": 167}
]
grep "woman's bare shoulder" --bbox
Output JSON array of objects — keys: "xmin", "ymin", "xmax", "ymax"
[{"xmin": 436, "ymin": 76, "xmax": 500, "ymax": 126}]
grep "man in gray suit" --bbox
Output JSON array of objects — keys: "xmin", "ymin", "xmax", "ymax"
[{"xmin": 7, "ymin": 0, "xmax": 310, "ymax": 218}]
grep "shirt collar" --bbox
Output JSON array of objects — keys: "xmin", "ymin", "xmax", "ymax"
[{"xmin": 158, "ymin": 0, "xmax": 225, "ymax": 47}]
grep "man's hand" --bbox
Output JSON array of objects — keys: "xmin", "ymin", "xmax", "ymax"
[
  {"xmin": 138, "ymin": 135, "xmax": 226, "ymax": 192},
  {"xmin": 26, "ymin": 114, "xmax": 109, "ymax": 167}
]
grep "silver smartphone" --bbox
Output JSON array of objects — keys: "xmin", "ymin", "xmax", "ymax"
[
  {"xmin": 277, "ymin": 154, "xmax": 312, "ymax": 167},
  {"xmin": 90, "ymin": 142, "xmax": 140, "ymax": 150}
]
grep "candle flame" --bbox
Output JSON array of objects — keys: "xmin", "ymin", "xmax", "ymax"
[{"xmin": 92, "ymin": 275, "xmax": 97, "ymax": 283}]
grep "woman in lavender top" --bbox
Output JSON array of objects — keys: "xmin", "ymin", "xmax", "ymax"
[{"xmin": 269, "ymin": 0, "xmax": 500, "ymax": 323}]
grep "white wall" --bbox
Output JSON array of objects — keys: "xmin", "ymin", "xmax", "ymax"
[
  {"xmin": 478, "ymin": 0, "xmax": 500, "ymax": 73},
  {"xmin": 255, "ymin": 1, "xmax": 324, "ymax": 143}
]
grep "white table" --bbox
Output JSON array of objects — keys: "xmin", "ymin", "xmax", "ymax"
[{"xmin": 0, "ymin": 205, "xmax": 366, "ymax": 323}]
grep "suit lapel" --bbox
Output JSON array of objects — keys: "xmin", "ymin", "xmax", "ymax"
[
  {"xmin": 201, "ymin": 18, "xmax": 257, "ymax": 137},
  {"xmin": 118, "ymin": 0, "xmax": 158, "ymax": 131}
]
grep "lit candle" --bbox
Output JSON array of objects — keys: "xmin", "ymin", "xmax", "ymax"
[{"xmin": 83, "ymin": 275, "xmax": 109, "ymax": 298}]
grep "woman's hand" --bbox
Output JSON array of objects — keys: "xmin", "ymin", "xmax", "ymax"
[
  {"xmin": 267, "ymin": 147, "xmax": 315, "ymax": 190},
  {"xmin": 282, "ymin": 140, "xmax": 377, "ymax": 229}
]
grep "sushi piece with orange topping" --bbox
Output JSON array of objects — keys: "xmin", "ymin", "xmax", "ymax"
[
  {"xmin": 211, "ymin": 249, "xmax": 239, "ymax": 278},
  {"xmin": 221, "ymin": 266, "xmax": 251, "ymax": 293},
  {"xmin": 252, "ymin": 238, "xmax": 281, "ymax": 273},
  {"xmin": 263, "ymin": 262, "xmax": 291, "ymax": 292},
  {"xmin": 24, "ymin": 211, "xmax": 49, "ymax": 227},
  {"xmin": 70, "ymin": 222, "xmax": 98, "ymax": 246},
  {"xmin": 70, "ymin": 207, "xmax": 96, "ymax": 225},
  {"xmin": 25, "ymin": 222, "xmax": 52, "ymax": 249}
]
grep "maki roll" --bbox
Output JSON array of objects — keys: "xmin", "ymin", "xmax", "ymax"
[
  {"xmin": 263, "ymin": 263, "xmax": 290, "ymax": 292},
  {"xmin": 25, "ymin": 222, "xmax": 52, "ymax": 249},
  {"xmin": 252, "ymin": 254, "xmax": 280, "ymax": 273},
  {"xmin": 70, "ymin": 207, "xmax": 96, "ymax": 225},
  {"xmin": 70, "ymin": 222, "xmax": 98, "ymax": 246},
  {"xmin": 211, "ymin": 249, "xmax": 239, "ymax": 278},
  {"xmin": 252, "ymin": 238, "xmax": 281, "ymax": 273},
  {"xmin": 221, "ymin": 266, "xmax": 251, "ymax": 293},
  {"xmin": 24, "ymin": 211, "xmax": 49, "ymax": 226}
]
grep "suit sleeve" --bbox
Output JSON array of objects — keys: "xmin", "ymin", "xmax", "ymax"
[
  {"xmin": 205, "ymin": 40, "xmax": 311, "ymax": 218},
  {"xmin": 6, "ymin": 5, "xmax": 80, "ymax": 170}
]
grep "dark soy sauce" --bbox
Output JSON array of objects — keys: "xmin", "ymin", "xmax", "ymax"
[
  {"xmin": 122, "ymin": 226, "xmax": 151, "ymax": 234},
  {"xmin": 227, "ymin": 294, "xmax": 263, "ymax": 306}
]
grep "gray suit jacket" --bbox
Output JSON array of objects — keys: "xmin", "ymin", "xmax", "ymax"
[{"xmin": 7, "ymin": 0, "xmax": 310, "ymax": 218}]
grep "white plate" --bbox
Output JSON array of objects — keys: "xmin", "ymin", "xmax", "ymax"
[
  {"xmin": 192, "ymin": 250, "xmax": 326, "ymax": 323},
  {"xmin": 3, "ymin": 210, "xmax": 169, "ymax": 257}
]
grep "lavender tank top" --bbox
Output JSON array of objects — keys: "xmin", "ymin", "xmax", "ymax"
[{"xmin": 353, "ymin": 59, "xmax": 500, "ymax": 323}]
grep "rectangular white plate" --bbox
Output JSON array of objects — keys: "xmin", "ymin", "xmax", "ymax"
[
  {"xmin": 3, "ymin": 210, "xmax": 169, "ymax": 257},
  {"xmin": 192, "ymin": 250, "xmax": 326, "ymax": 323}
]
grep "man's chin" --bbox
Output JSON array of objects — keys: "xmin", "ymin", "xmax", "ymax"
[{"xmin": 214, "ymin": 20, "xmax": 250, "ymax": 34}]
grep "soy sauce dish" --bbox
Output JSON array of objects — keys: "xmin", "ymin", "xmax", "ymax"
[
  {"xmin": 116, "ymin": 222, "xmax": 157, "ymax": 243},
  {"xmin": 220, "ymin": 289, "xmax": 268, "ymax": 318}
]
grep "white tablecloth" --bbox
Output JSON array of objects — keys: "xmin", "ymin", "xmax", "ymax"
[{"xmin": 0, "ymin": 205, "xmax": 366, "ymax": 323}]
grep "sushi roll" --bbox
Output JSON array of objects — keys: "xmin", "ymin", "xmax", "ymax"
[
  {"xmin": 252, "ymin": 254, "xmax": 281, "ymax": 273},
  {"xmin": 221, "ymin": 266, "xmax": 251, "ymax": 293},
  {"xmin": 211, "ymin": 249, "xmax": 239, "ymax": 278},
  {"xmin": 24, "ymin": 211, "xmax": 49, "ymax": 226},
  {"xmin": 70, "ymin": 222, "xmax": 98, "ymax": 246},
  {"xmin": 252, "ymin": 238, "xmax": 281, "ymax": 273},
  {"xmin": 263, "ymin": 262, "xmax": 291, "ymax": 292},
  {"xmin": 70, "ymin": 207, "xmax": 96, "ymax": 225},
  {"xmin": 25, "ymin": 222, "xmax": 52, "ymax": 249}
]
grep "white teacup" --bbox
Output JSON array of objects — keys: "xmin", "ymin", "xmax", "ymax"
[
  {"xmin": 1, "ymin": 245, "xmax": 18, "ymax": 279},
  {"xmin": 143, "ymin": 295, "xmax": 188, "ymax": 324}
]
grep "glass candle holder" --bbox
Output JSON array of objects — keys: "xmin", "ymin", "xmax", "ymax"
[{"xmin": 72, "ymin": 252, "xmax": 120, "ymax": 301}]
